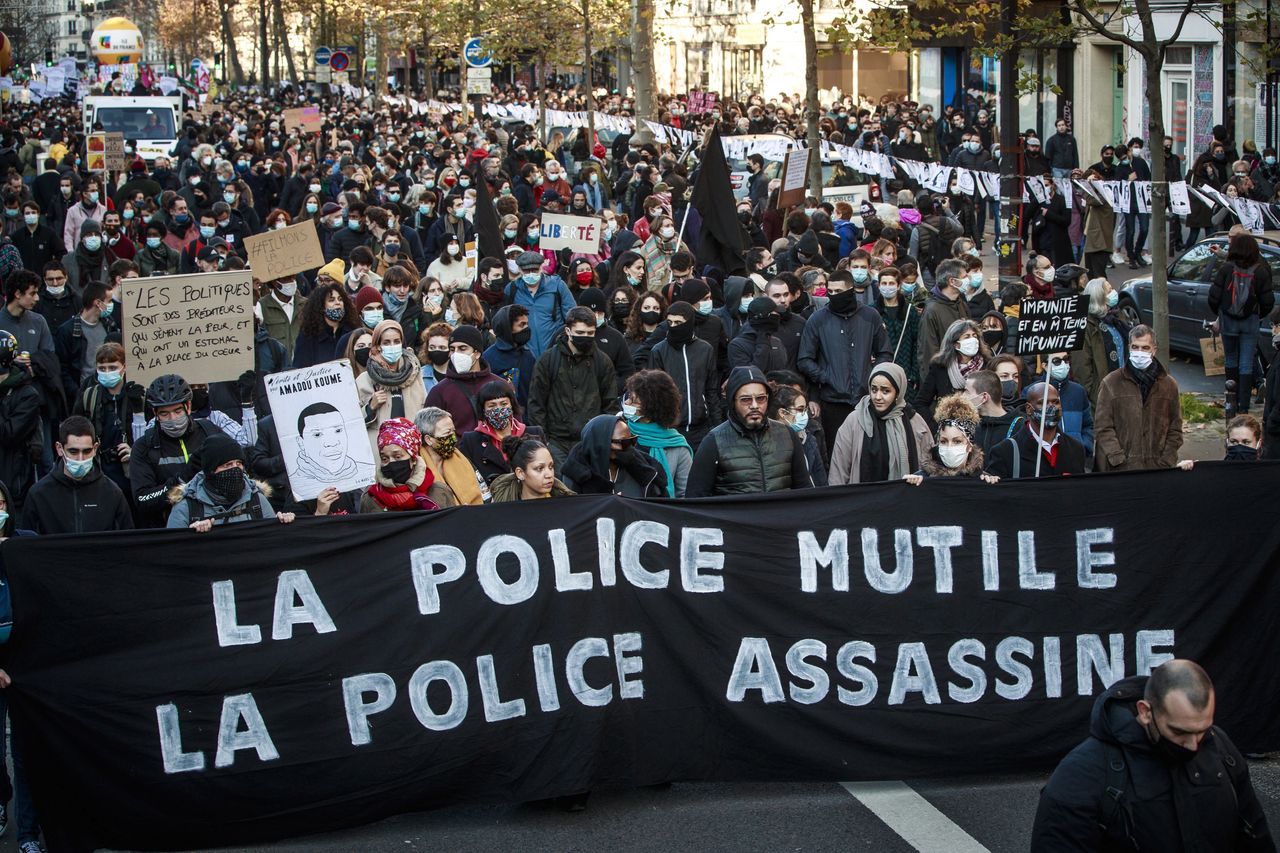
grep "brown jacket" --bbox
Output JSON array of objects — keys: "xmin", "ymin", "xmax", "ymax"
[
  {"xmin": 1082, "ymin": 194, "xmax": 1115, "ymax": 255},
  {"xmin": 1093, "ymin": 363, "xmax": 1183, "ymax": 471}
]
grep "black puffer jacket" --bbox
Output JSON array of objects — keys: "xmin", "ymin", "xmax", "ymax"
[
  {"xmin": 685, "ymin": 365, "xmax": 812, "ymax": 497},
  {"xmin": 1031, "ymin": 675, "xmax": 1274, "ymax": 852}
]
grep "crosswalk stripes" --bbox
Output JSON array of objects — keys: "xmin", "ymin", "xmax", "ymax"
[{"xmin": 841, "ymin": 780, "xmax": 993, "ymax": 853}]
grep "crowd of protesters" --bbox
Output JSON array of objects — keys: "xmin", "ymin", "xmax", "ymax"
[{"xmin": 0, "ymin": 77, "xmax": 1274, "ymax": 847}]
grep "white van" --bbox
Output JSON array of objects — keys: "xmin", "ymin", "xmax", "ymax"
[{"xmin": 82, "ymin": 95, "xmax": 184, "ymax": 163}]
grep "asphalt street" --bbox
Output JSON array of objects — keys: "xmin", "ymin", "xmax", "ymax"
[{"xmin": 0, "ymin": 760, "xmax": 1256, "ymax": 852}]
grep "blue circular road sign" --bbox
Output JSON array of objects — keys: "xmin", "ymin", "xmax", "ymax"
[
  {"xmin": 463, "ymin": 37, "xmax": 492, "ymax": 68},
  {"xmin": 314, "ymin": 46, "xmax": 332, "ymax": 66}
]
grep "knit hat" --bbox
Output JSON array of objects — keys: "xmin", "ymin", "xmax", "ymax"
[
  {"xmin": 317, "ymin": 258, "xmax": 345, "ymax": 281},
  {"xmin": 79, "ymin": 219, "xmax": 102, "ymax": 239},
  {"xmin": 666, "ymin": 301, "xmax": 695, "ymax": 323},
  {"xmin": 129, "ymin": 157, "xmax": 147, "ymax": 174},
  {"xmin": 747, "ymin": 296, "xmax": 778, "ymax": 324},
  {"xmin": 377, "ymin": 417, "xmax": 421, "ymax": 457},
  {"xmin": 448, "ymin": 324, "xmax": 485, "ymax": 352},
  {"xmin": 679, "ymin": 279, "xmax": 710, "ymax": 305},
  {"xmin": 354, "ymin": 286, "xmax": 383, "ymax": 313},
  {"xmin": 199, "ymin": 434, "xmax": 245, "ymax": 476},
  {"xmin": 592, "ymin": 143, "xmax": 607, "ymax": 159},
  {"xmin": 575, "ymin": 287, "xmax": 607, "ymax": 313}
]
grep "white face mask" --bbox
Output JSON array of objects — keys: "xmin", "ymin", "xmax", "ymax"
[
  {"xmin": 659, "ymin": 226, "xmax": 676, "ymax": 240},
  {"xmin": 450, "ymin": 351, "xmax": 473, "ymax": 373},
  {"xmin": 1129, "ymin": 351, "xmax": 1154, "ymax": 370},
  {"xmin": 957, "ymin": 337, "xmax": 980, "ymax": 357},
  {"xmin": 938, "ymin": 444, "xmax": 969, "ymax": 469},
  {"xmin": 1036, "ymin": 266, "xmax": 1055, "ymax": 282},
  {"xmin": 878, "ymin": 284, "xmax": 898, "ymax": 299}
]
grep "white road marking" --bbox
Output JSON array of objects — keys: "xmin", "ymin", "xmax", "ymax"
[{"xmin": 841, "ymin": 780, "xmax": 992, "ymax": 853}]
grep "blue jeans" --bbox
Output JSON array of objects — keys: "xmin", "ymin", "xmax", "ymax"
[
  {"xmin": 0, "ymin": 693, "xmax": 41, "ymax": 844},
  {"xmin": 1220, "ymin": 312, "xmax": 1260, "ymax": 383},
  {"xmin": 1124, "ymin": 211, "xmax": 1150, "ymax": 260}
]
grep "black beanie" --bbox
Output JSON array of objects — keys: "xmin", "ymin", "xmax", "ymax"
[
  {"xmin": 747, "ymin": 296, "xmax": 778, "ymax": 324},
  {"xmin": 200, "ymin": 434, "xmax": 244, "ymax": 476},
  {"xmin": 680, "ymin": 279, "xmax": 710, "ymax": 305},
  {"xmin": 576, "ymin": 287, "xmax": 607, "ymax": 313}
]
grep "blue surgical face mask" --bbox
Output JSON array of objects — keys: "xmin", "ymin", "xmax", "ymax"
[
  {"xmin": 522, "ymin": 271, "xmax": 541, "ymax": 285},
  {"xmin": 789, "ymin": 411, "xmax": 809, "ymax": 433},
  {"xmin": 362, "ymin": 308, "xmax": 384, "ymax": 328},
  {"xmin": 1106, "ymin": 290, "xmax": 1119, "ymax": 307},
  {"xmin": 739, "ymin": 296, "xmax": 753, "ymax": 313},
  {"xmin": 0, "ymin": 510, "xmax": 7, "ymax": 528},
  {"xmin": 901, "ymin": 282, "xmax": 917, "ymax": 294},
  {"xmin": 380, "ymin": 343, "xmax": 403, "ymax": 363},
  {"xmin": 621, "ymin": 402, "xmax": 639, "ymax": 419},
  {"xmin": 64, "ymin": 454, "xmax": 95, "ymax": 479},
  {"xmin": 97, "ymin": 368, "xmax": 123, "ymax": 388},
  {"xmin": 83, "ymin": 236, "xmax": 102, "ymax": 252},
  {"xmin": 696, "ymin": 299, "xmax": 713, "ymax": 315},
  {"xmin": 348, "ymin": 220, "xmax": 362, "ymax": 232},
  {"xmin": 850, "ymin": 267, "xmax": 869, "ymax": 283},
  {"xmin": 199, "ymin": 225, "xmax": 216, "ymax": 239},
  {"xmin": 1049, "ymin": 362, "xmax": 1070, "ymax": 381},
  {"xmin": 306, "ymin": 202, "xmax": 319, "ymax": 214},
  {"xmin": 100, "ymin": 300, "xmax": 114, "ymax": 318},
  {"xmin": 146, "ymin": 236, "xmax": 162, "ymax": 249},
  {"xmin": 504, "ymin": 229, "xmax": 517, "ymax": 239}
]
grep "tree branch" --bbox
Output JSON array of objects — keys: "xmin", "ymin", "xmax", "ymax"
[{"xmin": 1066, "ymin": 0, "xmax": 1146, "ymax": 53}]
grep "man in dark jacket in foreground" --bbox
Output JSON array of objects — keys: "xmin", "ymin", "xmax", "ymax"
[
  {"xmin": 527, "ymin": 306, "xmax": 617, "ymax": 465},
  {"xmin": 560, "ymin": 413, "xmax": 662, "ymax": 497},
  {"xmin": 685, "ymin": 365, "xmax": 812, "ymax": 497},
  {"xmin": 22, "ymin": 415, "xmax": 133, "ymax": 533},
  {"xmin": 1031, "ymin": 659, "xmax": 1274, "ymax": 852}
]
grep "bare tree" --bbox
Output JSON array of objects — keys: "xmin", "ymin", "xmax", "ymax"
[{"xmin": 798, "ymin": 0, "xmax": 822, "ymax": 201}]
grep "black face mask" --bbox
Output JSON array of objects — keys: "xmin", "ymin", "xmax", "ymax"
[
  {"xmin": 1146, "ymin": 717, "xmax": 1199, "ymax": 765},
  {"xmin": 1225, "ymin": 444, "xmax": 1259, "ymax": 462},
  {"xmin": 511, "ymin": 328, "xmax": 532, "ymax": 346},
  {"xmin": 381, "ymin": 459, "xmax": 413, "ymax": 484},
  {"xmin": 752, "ymin": 313, "xmax": 781, "ymax": 333},
  {"xmin": 426, "ymin": 349, "xmax": 450, "ymax": 367},
  {"xmin": 667, "ymin": 322, "xmax": 695, "ymax": 345},
  {"xmin": 569, "ymin": 334, "xmax": 595, "ymax": 354},
  {"xmin": 982, "ymin": 328, "xmax": 1004, "ymax": 348},
  {"xmin": 205, "ymin": 468, "xmax": 245, "ymax": 504},
  {"xmin": 354, "ymin": 347, "xmax": 370, "ymax": 367},
  {"xmin": 828, "ymin": 288, "xmax": 859, "ymax": 313},
  {"xmin": 640, "ymin": 309, "xmax": 662, "ymax": 325},
  {"xmin": 1000, "ymin": 379, "xmax": 1019, "ymax": 404},
  {"xmin": 1027, "ymin": 404, "xmax": 1061, "ymax": 429},
  {"xmin": 612, "ymin": 302, "xmax": 632, "ymax": 320},
  {"xmin": 191, "ymin": 387, "xmax": 210, "ymax": 412}
]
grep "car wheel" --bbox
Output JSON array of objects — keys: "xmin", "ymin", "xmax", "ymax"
[{"xmin": 1118, "ymin": 300, "xmax": 1142, "ymax": 328}]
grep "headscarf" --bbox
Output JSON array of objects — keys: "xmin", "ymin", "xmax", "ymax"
[
  {"xmin": 852, "ymin": 362, "xmax": 912, "ymax": 480},
  {"xmin": 366, "ymin": 319, "xmax": 419, "ymax": 387},
  {"xmin": 377, "ymin": 417, "xmax": 421, "ymax": 457}
]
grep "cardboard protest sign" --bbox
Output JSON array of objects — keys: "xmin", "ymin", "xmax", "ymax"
[
  {"xmin": 122, "ymin": 271, "xmax": 255, "ymax": 387},
  {"xmin": 777, "ymin": 149, "xmax": 810, "ymax": 208},
  {"xmin": 86, "ymin": 133, "xmax": 125, "ymax": 173},
  {"xmin": 538, "ymin": 213, "xmax": 601, "ymax": 254},
  {"xmin": 265, "ymin": 361, "xmax": 376, "ymax": 501},
  {"xmin": 244, "ymin": 220, "xmax": 325, "ymax": 281},
  {"xmin": 1017, "ymin": 295, "xmax": 1087, "ymax": 355},
  {"xmin": 282, "ymin": 106, "xmax": 323, "ymax": 133}
]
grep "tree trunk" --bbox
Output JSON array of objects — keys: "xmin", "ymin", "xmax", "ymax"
[
  {"xmin": 799, "ymin": 0, "xmax": 822, "ymax": 201},
  {"xmin": 217, "ymin": 0, "xmax": 246, "ymax": 87},
  {"xmin": 274, "ymin": 0, "xmax": 298, "ymax": 88},
  {"xmin": 630, "ymin": 0, "xmax": 655, "ymax": 142},
  {"xmin": 1143, "ymin": 47, "xmax": 1170, "ymax": 364},
  {"xmin": 538, "ymin": 53, "xmax": 548, "ymax": 144},
  {"xmin": 584, "ymin": 0, "xmax": 595, "ymax": 144},
  {"xmin": 258, "ymin": 0, "xmax": 271, "ymax": 91}
]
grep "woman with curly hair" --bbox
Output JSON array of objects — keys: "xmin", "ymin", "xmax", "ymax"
[
  {"xmin": 625, "ymin": 291, "xmax": 667, "ymax": 354},
  {"xmin": 621, "ymin": 369, "xmax": 693, "ymax": 497},
  {"xmin": 906, "ymin": 394, "xmax": 1000, "ymax": 484},
  {"xmin": 446, "ymin": 292, "xmax": 494, "ymax": 347},
  {"xmin": 292, "ymin": 284, "xmax": 358, "ymax": 368}
]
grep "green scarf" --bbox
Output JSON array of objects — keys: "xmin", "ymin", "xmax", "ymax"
[
  {"xmin": 1, "ymin": 367, "xmax": 27, "ymax": 389},
  {"xmin": 626, "ymin": 418, "xmax": 690, "ymax": 497}
]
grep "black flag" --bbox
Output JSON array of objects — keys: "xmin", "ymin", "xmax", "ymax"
[
  {"xmin": 473, "ymin": 166, "xmax": 505, "ymax": 264},
  {"xmin": 689, "ymin": 124, "xmax": 746, "ymax": 276}
]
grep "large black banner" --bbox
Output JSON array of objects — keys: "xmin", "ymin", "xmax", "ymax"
[{"xmin": 4, "ymin": 465, "xmax": 1279, "ymax": 852}]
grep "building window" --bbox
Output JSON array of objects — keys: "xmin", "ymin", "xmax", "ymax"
[
  {"xmin": 67, "ymin": 20, "xmax": 79, "ymax": 36},
  {"xmin": 1165, "ymin": 46, "xmax": 1192, "ymax": 67}
]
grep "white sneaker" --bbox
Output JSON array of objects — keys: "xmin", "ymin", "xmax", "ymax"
[
  {"xmin": 1140, "ymin": 252, "xmax": 1152, "ymax": 265},
  {"xmin": 1110, "ymin": 252, "xmax": 1126, "ymax": 265}
]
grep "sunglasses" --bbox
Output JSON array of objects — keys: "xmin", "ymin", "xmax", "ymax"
[
  {"xmin": 611, "ymin": 437, "xmax": 638, "ymax": 450},
  {"xmin": 1049, "ymin": 356, "xmax": 1070, "ymax": 366}
]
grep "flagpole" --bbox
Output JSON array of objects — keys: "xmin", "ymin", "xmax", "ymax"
[{"xmin": 1034, "ymin": 363, "xmax": 1050, "ymax": 478}]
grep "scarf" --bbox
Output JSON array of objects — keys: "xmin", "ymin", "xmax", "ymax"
[
  {"xmin": 626, "ymin": 419, "xmax": 690, "ymax": 497},
  {"xmin": 1130, "ymin": 363, "xmax": 1158, "ymax": 401},
  {"xmin": 475, "ymin": 417, "xmax": 527, "ymax": 447},
  {"xmin": 853, "ymin": 363, "xmax": 912, "ymax": 480},
  {"xmin": 365, "ymin": 350, "xmax": 420, "ymax": 388},
  {"xmin": 421, "ymin": 448, "xmax": 484, "ymax": 505},
  {"xmin": 294, "ymin": 448, "xmax": 364, "ymax": 483},
  {"xmin": 367, "ymin": 457, "xmax": 437, "ymax": 511},
  {"xmin": 947, "ymin": 354, "xmax": 985, "ymax": 392}
]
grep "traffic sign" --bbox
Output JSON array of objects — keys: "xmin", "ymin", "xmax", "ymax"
[
  {"xmin": 314, "ymin": 46, "xmax": 331, "ymax": 66},
  {"xmin": 463, "ymin": 37, "xmax": 492, "ymax": 68},
  {"xmin": 329, "ymin": 50, "xmax": 350, "ymax": 72},
  {"xmin": 315, "ymin": 65, "xmax": 332, "ymax": 83},
  {"xmin": 465, "ymin": 65, "xmax": 491, "ymax": 95}
]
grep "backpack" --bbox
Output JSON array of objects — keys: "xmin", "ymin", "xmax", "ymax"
[{"xmin": 1224, "ymin": 264, "xmax": 1256, "ymax": 319}]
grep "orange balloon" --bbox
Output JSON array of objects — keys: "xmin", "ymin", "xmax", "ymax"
[{"xmin": 0, "ymin": 32, "xmax": 12, "ymax": 77}]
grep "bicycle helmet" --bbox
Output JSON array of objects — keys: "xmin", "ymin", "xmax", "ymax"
[
  {"xmin": 0, "ymin": 331, "xmax": 17, "ymax": 369},
  {"xmin": 145, "ymin": 373, "xmax": 193, "ymax": 407}
]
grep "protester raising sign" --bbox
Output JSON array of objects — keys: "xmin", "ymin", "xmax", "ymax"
[
  {"xmin": 122, "ymin": 270, "xmax": 255, "ymax": 386},
  {"xmin": 1017, "ymin": 295, "xmax": 1087, "ymax": 355},
  {"xmin": 5, "ymin": 467, "xmax": 1278, "ymax": 852},
  {"xmin": 265, "ymin": 361, "xmax": 376, "ymax": 501},
  {"xmin": 244, "ymin": 220, "xmax": 326, "ymax": 281},
  {"xmin": 538, "ymin": 213, "xmax": 601, "ymax": 253}
]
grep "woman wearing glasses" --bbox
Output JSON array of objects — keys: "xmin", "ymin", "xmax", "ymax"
[{"xmin": 561, "ymin": 414, "xmax": 664, "ymax": 497}]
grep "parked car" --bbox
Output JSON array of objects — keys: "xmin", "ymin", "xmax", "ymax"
[{"xmin": 1118, "ymin": 231, "xmax": 1280, "ymax": 356}]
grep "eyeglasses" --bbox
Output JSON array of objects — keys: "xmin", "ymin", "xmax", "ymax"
[
  {"xmin": 736, "ymin": 394, "xmax": 770, "ymax": 406},
  {"xmin": 610, "ymin": 437, "xmax": 638, "ymax": 450},
  {"xmin": 1048, "ymin": 356, "xmax": 1069, "ymax": 366}
]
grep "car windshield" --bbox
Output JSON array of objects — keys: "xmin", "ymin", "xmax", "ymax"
[
  {"xmin": 1169, "ymin": 241, "xmax": 1224, "ymax": 282},
  {"xmin": 96, "ymin": 107, "xmax": 177, "ymax": 140}
]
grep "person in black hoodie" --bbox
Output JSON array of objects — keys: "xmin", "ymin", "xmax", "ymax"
[
  {"xmin": 646, "ymin": 302, "xmax": 721, "ymax": 450},
  {"xmin": 728, "ymin": 297, "xmax": 788, "ymax": 374},
  {"xmin": 634, "ymin": 279, "xmax": 727, "ymax": 378},
  {"xmin": 713, "ymin": 275, "xmax": 754, "ymax": 345},
  {"xmin": 21, "ymin": 415, "xmax": 133, "ymax": 533},
  {"xmin": 35, "ymin": 262, "xmax": 79, "ymax": 333},
  {"xmin": 1032, "ymin": 660, "xmax": 1272, "ymax": 852},
  {"xmin": 571, "ymin": 287, "xmax": 635, "ymax": 395},
  {"xmin": 0, "ymin": 331, "xmax": 40, "ymax": 508},
  {"xmin": 483, "ymin": 305, "xmax": 536, "ymax": 407},
  {"xmin": 561, "ymin": 413, "xmax": 663, "ymax": 497}
]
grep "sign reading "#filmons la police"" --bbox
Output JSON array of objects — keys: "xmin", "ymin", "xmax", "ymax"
[
  {"xmin": 1017, "ymin": 294, "xmax": 1087, "ymax": 355},
  {"xmin": 4, "ymin": 468, "xmax": 1278, "ymax": 852}
]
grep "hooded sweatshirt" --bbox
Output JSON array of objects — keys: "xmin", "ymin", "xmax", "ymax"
[
  {"xmin": 424, "ymin": 355, "xmax": 497, "ymax": 433},
  {"xmin": 560, "ymin": 414, "xmax": 662, "ymax": 497},
  {"xmin": 483, "ymin": 305, "xmax": 536, "ymax": 406}
]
